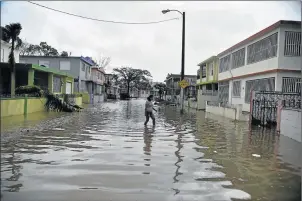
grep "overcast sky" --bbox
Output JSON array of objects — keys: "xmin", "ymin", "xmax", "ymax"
[{"xmin": 1, "ymin": 1, "xmax": 300, "ymax": 82}]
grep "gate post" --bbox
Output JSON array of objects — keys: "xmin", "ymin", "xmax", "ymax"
[
  {"xmin": 249, "ymin": 90, "xmax": 255, "ymax": 129},
  {"xmin": 276, "ymin": 100, "xmax": 283, "ymax": 133}
]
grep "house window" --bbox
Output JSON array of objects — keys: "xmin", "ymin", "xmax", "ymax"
[
  {"xmin": 282, "ymin": 77, "xmax": 301, "ymax": 93},
  {"xmin": 284, "ymin": 31, "xmax": 301, "ymax": 56},
  {"xmin": 232, "ymin": 80, "xmax": 241, "ymax": 97},
  {"xmin": 232, "ymin": 48, "xmax": 245, "ymax": 69},
  {"xmin": 219, "ymin": 55, "xmax": 231, "ymax": 73},
  {"xmin": 197, "ymin": 69, "xmax": 200, "ymax": 79},
  {"xmin": 201, "ymin": 65, "xmax": 206, "ymax": 78},
  {"xmin": 218, "ymin": 81, "xmax": 229, "ymax": 104},
  {"xmin": 59, "ymin": 61, "xmax": 71, "ymax": 70},
  {"xmin": 38, "ymin": 60, "xmax": 50, "ymax": 68},
  {"xmin": 208, "ymin": 62, "xmax": 214, "ymax": 76},
  {"xmin": 1, "ymin": 49, "xmax": 4, "ymax": 62},
  {"xmin": 245, "ymin": 77, "xmax": 275, "ymax": 103},
  {"xmin": 247, "ymin": 32, "xmax": 278, "ymax": 64},
  {"xmin": 82, "ymin": 63, "xmax": 86, "ymax": 71},
  {"xmin": 53, "ymin": 76, "xmax": 61, "ymax": 93}
]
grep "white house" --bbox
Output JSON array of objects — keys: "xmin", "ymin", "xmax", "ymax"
[
  {"xmin": 217, "ymin": 20, "xmax": 301, "ymax": 112},
  {"xmin": 1, "ymin": 40, "xmax": 21, "ymax": 63}
]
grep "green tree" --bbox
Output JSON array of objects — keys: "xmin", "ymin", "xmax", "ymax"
[
  {"xmin": 60, "ymin": 51, "xmax": 69, "ymax": 57},
  {"xmin": 153, "ymin": 83, "xmax": 167, "ymax": 100},
  {"xmin": 2, "ymin": 23, "xmax": 23, "ymax": 96},
  {"xmin": 112, "ymin": 67, "xmax": 152, "ymax": 95}
]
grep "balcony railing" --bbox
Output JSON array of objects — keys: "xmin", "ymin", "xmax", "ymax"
[{"xmin": 202, "ymin": 90, "xmax": 218, "ymax": 96}]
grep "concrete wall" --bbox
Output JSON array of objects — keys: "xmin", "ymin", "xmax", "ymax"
[
  {"xmin": 1, "ymin": 96, "xmax": 83, "ymax": 117},
  {"xmin": 205, "ymin": 102, "xmax": 249, "ymax": 121},
  {"xmin": 91, "ymin": 94, "xmax": 104, "ymax": 104},
  {"xmin": 197, "ymin": 89, "xmax": 218, "ymax": 110},
  {"xmin": 280, "ymin": 109, "xmax": 301, "ymax": 142},
  {"xmin": 1, "ymin": 98, "xmax": 25, "ymax": 117}
]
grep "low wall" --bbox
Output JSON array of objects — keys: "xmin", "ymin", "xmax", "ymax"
[
  {"xmin": 1, "ymin": 97, "xmax": 46, "ymax": 117},
  {"xmin": 81, "ymin": 93, "xmax": 90, "ymax": 104},
  {"xmin": 280, "ymin": 109, "xmax": 301, "ymax": 142},
  {"xmin": 205, "ymin": 102, "xmax": 249, "ymax": 121},
  {"xmin": 197, "ymin": 90, "xmax": 218, "ymax": 110},
  {"xmin": 184, "ymin": 99, "xmax": 198, "ymax": 109},
  {"xmin": 1, "ymin": 95, "xmax": 83, "ymax": 118},
  {"xmin": 91, "ymin": 94, "xmax": 104, "ymax": 104},
  {"xmin": 1, "ymin": 98, "xmax": 25, "ymax": 117}
]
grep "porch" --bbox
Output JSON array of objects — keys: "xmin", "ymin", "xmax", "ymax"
[{"xmin": 0, "ymin": 63, "xmax": 75, "ymax": 96}]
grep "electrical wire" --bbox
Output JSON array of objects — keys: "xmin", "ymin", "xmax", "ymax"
[{"xmin": 27, "ymin": 1, "xmax": 179, "ymax": 25}]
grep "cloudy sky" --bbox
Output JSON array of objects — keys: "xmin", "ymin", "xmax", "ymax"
[{"xmin": 1, "ymin": 1, "xmax": 300, "ymax": 81}]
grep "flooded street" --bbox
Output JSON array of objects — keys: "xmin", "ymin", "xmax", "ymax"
[{"xmin": 1, "ymin": 99, "xmax": 301, "ymax": 201}]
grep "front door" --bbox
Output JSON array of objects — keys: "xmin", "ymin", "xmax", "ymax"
[{"xmin": 66, "ymin": 82, "xmax": 72, "ymax": 94}]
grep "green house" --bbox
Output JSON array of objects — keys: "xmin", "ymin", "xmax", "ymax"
[
  {"xmin": 196, "ymin": 56, "xmax": 219, "ymax": 91},
  {"xmin": 0, "ymin": 63, "xmax": 75, "ymax": 95}
]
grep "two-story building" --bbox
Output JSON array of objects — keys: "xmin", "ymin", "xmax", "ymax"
[
  {"xmin": 165, "ymin": 73, "xmax": 197, "ymax": 100},
  {"xmin": 217, "ymin": 20, "xmax": 301, "ymax": 112},
  {"xmin": 196, "ymin": 56, "xmax": 219, "ymax": 109},
  {"xmin": 105, "ymin": 73, "xmax": 120, "ymax": 99},
  {"xmin": 19, "ymin": 55, "xmax": 104, "ymax": 103}
]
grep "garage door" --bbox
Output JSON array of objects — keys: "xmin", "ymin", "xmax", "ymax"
[{"xmin": 66, "ymin": 82, "xmax": 72, "ymax": 94}]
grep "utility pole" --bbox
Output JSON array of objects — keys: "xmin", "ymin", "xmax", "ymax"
[
  {"xmin": 180, "ymin": 12, "xmax": 185, "ymax": 114},
  {"xmin": 162, "ymin": 9, "xmax": 186, "ymax": 115}
]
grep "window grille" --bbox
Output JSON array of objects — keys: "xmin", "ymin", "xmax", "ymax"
[
  {"xmin": 232, "ymin": 80, "xmax": 241, "ymax": 97},
  {"xmin": 197, "ymin": 69, "xmax": 200, "ymax": 79},
  {"xmin": 247, "ymin": 32, "xmax": 278, "ymax": 64},
  {"xmin": 284, "ymin": 31, "xmax": 301, "ymax": 56},
  {"xmin": 201, "ymin": 65, "xmax": 206, "ymax": 78},
  {"xmin": 282, "ymin": 77, "xmax": 301, "ymax": 93},
  {"xmin": 218, "ymin": 81, "xmax": 229, "ymax": 104},
  {"xmin": 232, "ymin": 48, "xmax": 245, "ymax": 69},
  {"xmin": 208, "ymin": 62, "xmax": 214, "ymax": 75},
  {"xmin": 245, "ymin": 77, "xmax": 275, "ymax": 103},
  {"xmin": 219, "ymin": 55, "xmax": 231, "ymax": 73}
]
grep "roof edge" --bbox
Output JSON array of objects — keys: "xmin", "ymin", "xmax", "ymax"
[{"xmin": 217, "ymin": 20, "xmax": 301, "ymax": 58}]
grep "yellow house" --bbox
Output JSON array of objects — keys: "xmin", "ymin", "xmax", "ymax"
[
  {"xmin": 0, "ymin": 63, "xmax": 82, "ymax": 118},
  {"xmin": 196, "ymin": 56, "xmax": 219, "ymax": 93}
]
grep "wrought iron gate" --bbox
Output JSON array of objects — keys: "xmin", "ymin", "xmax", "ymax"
[{"xmin": 251, "ymin": 91, "xmax": 301, "ymax": 127}]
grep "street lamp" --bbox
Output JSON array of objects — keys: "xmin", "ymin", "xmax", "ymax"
[{"xmin": 162, "ymin": 9, "xmax": 185, "ymax": 114}]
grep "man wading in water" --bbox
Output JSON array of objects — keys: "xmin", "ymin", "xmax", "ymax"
[{"xmin": 144, "ymin": 95, "xmax": 157, "ymax": 126}]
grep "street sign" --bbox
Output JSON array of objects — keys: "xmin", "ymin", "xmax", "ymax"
[{"xmin": 178, "ymin": 79, "xmax": 189, "ymax": 89}]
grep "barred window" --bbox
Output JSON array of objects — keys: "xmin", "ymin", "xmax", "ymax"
[
  {"xmin": 53, "ymin": 76, "xmax": 61, "ymax": 93},
  {"xmin": 232, "ymin": 48, "xmax": 245, "ymax": 69},
  {"xmin": 245, "ymin": 77, "xmax": 275, "ymax": 103},
  {"xmin": 201, "ymin": 65, "xmax": 206, "ymax": 78},
  {"xmin": 232, "ymin": 80, "xmax": 241, "ymax": 97},
  {"xmin": 284, "ymin": 32, "xmax": 301, "ymax": 56},
  {"xmin": 282, "ymin": 77, "xmax": 301, "ymax": 93},
  {"xmin": 219, "ymin": 55, "xmax": 231, "ymax": 73},
  {"xmin": 247, "ymin": 32, "xmax": 278, "ymax": 64},
  {"xmin": 197, "ymin": 69, "xmax": 200, "ymax": 79},
  {"xmin": 218, "ymin": 81, "xmax": 229, "ymax": 104}
]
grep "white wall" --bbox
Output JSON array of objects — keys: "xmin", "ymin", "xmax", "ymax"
[
  {"xmin": 1, "ymin": 40, "xmax": 20, "ymax": 63},
  {"xmin": 197, "ymin": 89, "xmax": 218, "ymax": 110},
  {"xmin": 228, "ymin": 72, "xmax": 278, "ymax": 112},
  {"xmin": 218, "ymin": 28, "xmax": 280, "ymax": 81},
  {"xmin": 278, "ymin": 26, "xmax": 301, "ymax": 71},
  {"xmin": 280, "ymin": 109, "xmax": 301, "ymax": 142}
]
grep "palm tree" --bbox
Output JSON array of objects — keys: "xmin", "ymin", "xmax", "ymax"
[{"xmin": 2, "ymin": 23, "xmax": 23, "ymax": 96}]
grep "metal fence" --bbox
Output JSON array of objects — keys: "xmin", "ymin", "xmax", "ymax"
[{"xmin": 251, "ymin": 91, "xmax": 301, "ymax": 127}]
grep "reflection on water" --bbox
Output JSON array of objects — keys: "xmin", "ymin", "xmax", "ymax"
[{"xmin": 1, "ymin": 100, "xmax": 300, "ymax": 201}]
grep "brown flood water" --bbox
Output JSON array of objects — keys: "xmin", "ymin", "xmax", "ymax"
[{"xmin": 1, "ymin": 99, "xmax": 301, "ymax": 201}]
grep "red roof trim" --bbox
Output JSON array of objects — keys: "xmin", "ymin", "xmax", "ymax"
[{"xmin": 217, "ymin": 20, "xmax": 301, "ymax": 57}]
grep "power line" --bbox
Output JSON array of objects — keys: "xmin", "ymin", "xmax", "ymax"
[{"xmin": 27, "ymin": 1, "xmax": 179, "ymax": 25}]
